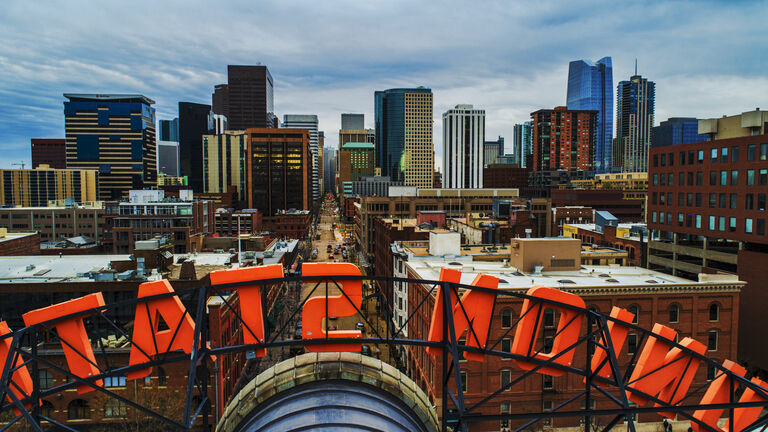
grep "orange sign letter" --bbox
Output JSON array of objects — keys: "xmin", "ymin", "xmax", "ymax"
[
  {"xmin": 23, "ymin": 293, "xmax": 105, "ymax": 393},
  {"xmin": 0, "ymin": 322, "xmax": 34, "ymax": 406},
  {"xmin": 589, "ymin": 306, "xmax": 635, "ymax": 380}
]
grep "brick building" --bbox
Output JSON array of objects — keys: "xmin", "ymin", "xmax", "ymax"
[
  {"xmin": 265, "ymin": 210, "xmax": 312, "ymax": 239},
  {"xmin": 31, "ymin": 138, "xmax": 66, "ymax": 169},
  {"xmin": 647, "ymin": 133, "xmax": 768, "ymax": 373},
  {"xmin": 213, "ymin": 209, "xmax": 263, "ymax": 236},
  {"xmin": 0, "ymin": 204, "xmax": 105, "ymax": 243},
  {"xmin": 563, "ymin": 221, "xmax": 648, "ymax": 267},
  {"xmin": 482, "ymin": 165, "xmax": 530, "ymax": 189},
  {"xmin": 551, "ymin": 189, "xmax": 644, "ymax": 222},
  {"xmin": 531, "ymin": 106, "xmax": 597, "ymax": 172},
  {"xmin": 0, "ymin": 230, "xmax": 40, "ymax": 255}
]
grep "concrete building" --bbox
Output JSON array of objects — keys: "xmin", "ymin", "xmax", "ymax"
[
  {"xmin": 157, "ymin": 140, "xmax": 180, "ymax": 176},
  {"xmin": 647, "ymin": 132, "xmax": 768, "ymax": 372},
  {"xmin": 399, "ymin": 234, "xmax": 741, "ymax": 430},
  {"xmin": 338, "ymin": 142, "xmax": 375, "ymax": 193},
  {"xmin": 63, "ymin": 94, "xmax": 157, "ymax": 200},
  {"xmin": 512, "ymin": 121, "xmax": 533, "ymax": 168},
  {"xmin": 569, "ymin": 171, "xmax": 648, "ymax": 203},
  {"xmin": 246, "ymin": 128, "xmax": 312, "ymax": 216},
  {"xmin": 443, "ymin": 105, "xmax": 485, "ymax": 188},
  {"xmin": 341, "ymin": 113, "xmax": 365, "ymax": 130},
  {"xmin": 282, "ymin": 114, "xmax": 320, "ymax": 202},
  {"xmin": 483, "ymin": 136, "xmax": 504, "ymax": 167},
  {"xmin": 698, "ymin": 108, "xmax": 768, "ymax": 141},
  {"xmin": 375, "ymin": 87, "xmax": 434, "ymax": 188},
  {"xmin": 0, "ymin": 165, "xmax": 98, "ymax": 207},
  {"xmin": 0, "ymin": 203, "xmax": 105, "ymax": 243},
  {"xmin": 202, "ymin": 130, "xmax": 249, "ymax": 207},
  {"xmin": 219, "ymin": 65, "xmax": 276, "ymax": 129},
  {"xmin": 614, "ymin": 74, "xmax": 655, "ymax": 172},
  {"xmin": 349, "ymin": 176, "xmax": 403, "ymax": 197},
  {"xmin": 531, "ymin": 106, "xmax": 598, "ymax": 172},
  {"xmin": 31, "ymin": 138, "xmax": 66, "ymax": 169}
]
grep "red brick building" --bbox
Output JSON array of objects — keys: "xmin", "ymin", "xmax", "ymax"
[
  {"xmin": 31, "ymin": 138, "xmax": 67, "ymax": 169},
  {"xmin": 265, "ymin": 210, "xmax": 311, "ymax": 239},
  {"xmin": 647, "ymin": 133, "xmax": 768, "ymax": 373},
  {"xmin": 0, "ymin": 230, "xmax": 40, "ymax": 255},
  {"xmin": 482, "ymin": 165, "xmax": 530, "ymax": 189},
  {"xmin": 531, "ymin": 106, "xmax": 597, "ymax": 172},
  {"xmin": 551, "ymin": 189, "xmax": 644, "ymax": 222}
]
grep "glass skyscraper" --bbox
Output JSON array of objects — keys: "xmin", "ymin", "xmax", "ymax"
[
  {"xmin": 614, "ymin": 74, "xmax": 655, "ymax": 172},
  {"xmin": 566, "ymin": 57, "xmax": 613, "ymax": 172},
  {"xmin": 512, "ymin": 121, "xmax": 533, "ymax": 167},
  {"xmin": 651, "ymin": 117, "xmax": 706, "ymax": 148}
]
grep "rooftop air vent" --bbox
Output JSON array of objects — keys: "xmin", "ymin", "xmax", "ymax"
[
  {"xmin": 557, "ymin": 279, "xmax": 576, "ymax": 284},
  {"xmin": 449, "ymin": 262, "xmax": 462, "ymax": 266},
  {"xmin": 606, "ymin": 278, "xmax": 620, "ymax": 283},
  {"xmin": 645, "ymin": 279, "xmax": 659, "ymax": 284}
]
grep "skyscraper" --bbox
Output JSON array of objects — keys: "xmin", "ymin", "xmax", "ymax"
[
  {"xmin": 614, "ymin": 74, "xmax": 655, "ymax": 172},
  {"xmin": 178, "ymin": 102, "xmax": 213, "ymax": 192},
  {"xmin": 651, "ymin": 118, "xmax": 706, "ymax": 148},
  {"xmin": 63, "ymin": 94, "xmax": 157, "ymax": 200},
  {"xmin": 374, "ymin": 87, "xmax": 433, "ymax": 188},
  {"xmin": 443, "ymin": 105, "xmax": 485, "ymax": 188},
  {"xmin": 338, "ymin": 142, "xmax": 376, "ymax": 194},
  {"xmin": 212, "ymin": 84, "xmax": 229, "ymax": 117},
  {"xmin": 512, "ymin": 121, "xmax": 533, "ymax": 168},
  {"xmin": 158, "ymin": 118, "xmax": 179, "ymax": 142},
  {"xmin": 341, "ymin": 113, "xmax": 365, "ymax": 130},
  {"xmin": 531, "ymin": 106, "xmax": 597, "ymax": 172},
  {"xmin": 202, "ymin": 130, "xmax": 248, "ymax": 207},
  {"xmin": 156, "ymin": 141, "xmax": 180, "ymax": 176},
  {"xmin": 282, "ymin": 114, "xmax": 320, "ymax": 202},
  {"xmin": 483, "ymin": 136, "xmax": 504, "ymax": 167},
  {"xmin": 323, "ymin": 147, "xmax": 335, "ymax": 196},
  {"xmin": 224, "ymin": 65, "xmax": 276, "ymax": 130},
  {"xmin": 566, "ymin": 57, "xmax": 613, "ymax": 172}
]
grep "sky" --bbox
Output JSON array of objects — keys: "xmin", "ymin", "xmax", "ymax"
[{"xmin": 1, "ymin": 0, "xmax": 767, "ymax": 169}]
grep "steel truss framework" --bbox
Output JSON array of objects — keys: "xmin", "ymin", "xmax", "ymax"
[{"xmin": 0, "ymin": 273, "xmax": 766, "ymax": 432}]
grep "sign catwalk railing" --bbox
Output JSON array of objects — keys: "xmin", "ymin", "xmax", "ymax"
[{"xmin": 0, "ymin": 262, "xmax": 766, "ymax": 431}]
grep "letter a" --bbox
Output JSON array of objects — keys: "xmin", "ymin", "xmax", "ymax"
[{"xmin": 302, "ymin": 263, "xmax": 363, "ymax": 352}]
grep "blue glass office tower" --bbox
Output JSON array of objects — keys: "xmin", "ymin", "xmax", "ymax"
[
  {"xmin": 567, "ymin": 57, "xmax": 613, "ymax": 172},
  {"xmin": 374, "ymin": 87, "xmax": 433, "ymax": 187},
  {"xmin": 651, "ymin": 118, "xmax": 706, "ymax": 148}
]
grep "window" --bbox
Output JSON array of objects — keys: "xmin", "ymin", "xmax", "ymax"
[
  {"xmin": 747, "ymin": 169, "xmax": 755, "ymax": 185},
  {"xmin": 708, "ymin": 330, "xmax": 718, "ymax": 351},
  {"xmin": 711, "ymin": 148, "xmax": 718, "ymax": 163},
  {"xmin": 501, "ymin": 338, "xmax": 511, "ymax": 354},
  {"xmin": 719, "ymin": 193, "xmax": 726, "ymax": 208},
  {"xmin": 680, "ymin": 151, "xmax": 686, "ymax": 165},
  {"xmin": 157, "ymin": 367, "xmax": 167, "ymax": 387},
  {"xmin": 660, "ymin": 153, "xmax": 665, "ymax": 166},
  {"xmin": 709, "ymin": 304, "xmax": 719, "ymax": 322},
  {"xmin": 668, "ymin": 173, "xmax": 674, "ymax": 186},
  {"xmin": 660, "ymin": 193, "xmax": 666, "ymax": 205},
  {"xmin": 652, "ymin": 211, "xmax": 657, "ymax": 223},
  {"xmin": 500, "ymin": 402, "xmax": 510, "ymax": 429},
  {"xmin": 143, "ymin": 376, "xmax": 152, "ymax": 387},
  {"xmin": 68, "ymin": 399, "xmax": 89, "ymax": 420},
  {"xmin": 707, "ymin": 363, "xmax": 717, "ymax": 381},
  {"xmin": 696, "ymin": 214, "xmax": 702, "ymax": 229},
  {"xmin": 678, "ymin": 192, "xmax": 684, "ymax": 206},
  {"xmin": 698, "ymin": 150, "xmax": 704, "ymax": 163},
  {"xmin": 709, "ymin": 193, "xmax": 716, "ymax": 208},
  {"xmin": 653, "ymin": 154, "xmax": 659, "ymax": 167},
  {"xmin": 687, "ymin": 193, "xmax": 694, "ymax": 207},
  {"xmin": 460, "ymin": 371, "xmax": 467, "ymax": 392},
  {"xmin": 500, "ymin": 370, "xmax": 511, "ymax": 390},
  {"xmin": 628, "ymin": 305, "xmax": 639, "ymax": 324},
  {"xmin": 760, "ymin": 169, "xmax": 767, "ymax": 186},
  {"xmin": 732, "ymin": 146, "xmax": 739, "ymax": 162},
  {"xmin": 667, "ymin": 193, "xmax": 673, "ymax": 207},
  {"xmin": 678, "ymin": 213, "xmax": 684, "ymax": 226},
  {"xmin": 652, "ymin": 192, "xmax": 657, "ymax": 205},
  {"xmin": 746, "ymin": 218, "xmax": 753, "ymax": 234},
  {"xmin": 720, "ymin": 170, "xmax": 727, "ymax": 186},
  {"xmin": 653, "ymin": 173, "xmax": 658, "ymax": 186},
  {"xmin": 104, "ymin": 375, "xmax": 126, "ymax": 388},
  {"xmin": 628, "ymin": 334, "xmax": 638, "ymax": 354},
  {"xmin": 759, "ymin": 194, "xmax": 766, "ymax": 211},
  {"xmin": 719, "ymin": 216, "xmax": 725, "ymax": 231},
  {"xmin": 748, "ymin": 144, "xmax": 756, "ymax": 161},
  {"xmin": 730, "ymin": 194, "xmax": 738, "ymax": 209},
  {"xmin": 709, "ymin": 215, "xmax": 716, "ymax": 230},
  {"xmin": 543, "ymin": 309, "xmax": 555, "ymax": 328},
  {"xmin": 660, "ymin": 173, "xmax": 666, "ymax": 186},
  {"xmin": 709, "ymin": 171, "xmax": 717, "ymax": 186},
  {"xmin": 688, "ymin": 171, "xmax": 694, "ymax": 185},
  {"xmin": 721, "ymin": 147, "xmax": 728, "ymax": 162},
  {"xmin": 39, "ymin": 369, "xmax": 54, "ymax": 389},
  {"xmin": 41, "ymin": 400, "xmax": 53, "ymax": 420},
  {"xmin": 76, "ymin": 135, "xmax": 99, "ymax": 160},
  {"xmin": 501, "ymin": 309, "xmax": 512, "ymax": 328},
  {"xmin": 746, "ymin": 194, "xmax": 754, "ymax": 210},
  {"xmin": 543, "ymin": 401, "xmax": 553, "ymax": 425},
  {"xmin": 669, "ymin": 304, "xmax": 679, "ymax": 323},
  {"xmin": 696, "ymin": 193, "xmax": 702, "ymax": 207},
  {"xmin": 543, "ymin": 374, "xmax": 554, "ymax": 390},
  {"xmin": 731, "ymin": 170, "xmax": 738, "ymax": 185},
  {"xmin": 104, "ymin": 399, "xmax": 127, "ymax": 419},
  {"xmin": 696, "ymin": 171, "xmax": 703, "ymax": 185},
  {"xmin": 729, "ymin": 217, "xmax": 737, "ymax": 232},
  {"xmin": 762, "ymin": 143, "xmax": 768, "ymax": 160}
]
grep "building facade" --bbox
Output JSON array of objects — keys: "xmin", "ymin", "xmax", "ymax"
[
  {"xmin": 341, "ymin": 113, "xmax": 365, "ymax": 130},
  {"xmin": 567, "ymin": 57, "xmax": 614, "ymax": 172},
  {"xmin": 202, "ymin": 130, "xmax": 248, "ymax": 207},
  {"xmin": 224, "ymin": 65, "xmax": 276, "ymax": 130},
  {"xmin": 483, "ymin": 136, "xmax": 504, "ymax": 167},
  {"xmin": 178, "ymin": 102, "xmax": 213, "ymax": 192},
  {"xmin": 158, "ymin": 118, "xmax": 179, "ymax": 142},
  {"xmin": 647, "ymin": 133, "xmax": 768, "ymax": 372},
  {"xmin": 482, "ymin": 165, "xmax": 530, "ymax": 189},
  {"xmin": 652, "ymin": 117, "xmax": 706, "ymax": 148},
  {"xmin": 375, "ymin": 87, "xmax": 434, "ymax": 188},
  {"xmin": 338, "ymin": 142, "xmax": 375, "ymax": 188},
  {"xmin": 0, "ymin": 166, "xmax": 98, "ymax": 207},
  {"xmin": 0, "ymin": 204, "xmax": 105, "ymax": 243},
  {"xmin": 157, "ymin": 140, "xmax": 180, "ymax": 176},
  {"xmin": 246, "ymin": 128, "xmax": 312, "ymax": 216},
  {"xmin": 512, "ymin": 121, "xmax": 533, "ymax": 168},
  {"xmin": 31, "ymin": 138, "xmax": 66, "ymax": 169},
  {"xmin": 443, "ymin": 105, "xmax": 485, "ymax": 189},
  {"xmin": 614, "ymin": 74, "xmax": 656, "ymax": 172},
  {"xmin": 323, "ymin": 146, "xmax": 336, "ymax": 196},
  {"xmin": 282, "ymin": 114, "xmax": 320, "ymax": 202},
  {"xmin": 63, "ymin": 94, "xmax": 157, "ymax": 201},
  {"xmin": 698, "ymin": 109, "xmax": 768, "ymax": 141},
  {"xmin": 531, "ymin": 106, "xmax": 597, "ymax": 172}
]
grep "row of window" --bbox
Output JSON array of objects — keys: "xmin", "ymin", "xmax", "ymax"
[
  {"xmin": 651, "ymin": 191, "xmax": 767, "ymax": 211},
  {"xmin": 652, "ymin": 143, "xmax": 768, "ymax": 168},
  {"xmin": 652, "ymin": 212, "xmax": 767, "ymax": 235},
  {"xmin": 652, "ymin": 168, "xmax": 768, "ymax": 186}
]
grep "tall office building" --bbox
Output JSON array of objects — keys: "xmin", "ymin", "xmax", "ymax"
[
  {"xmin": 246, "ymin": 128, "xmax": 312, "ymax": 215},
  {"xmin": 338, "ymin": 142, "xmax": 376, "ymax": 193},
  {"xmin": 178, "ymin": 102, "xmax": 213, "ymax": 192},
  {"xmin": 567, "ymin": 57, "xmax": 614, "ymax": 172},
  {"xmin": 651, "ymin": 118, "xmax": 706, "ymax": 148},
  {"xmin": 323, "ymin": 147, "xmax": 336, "ymax": 196},
  {"xmin": 156, "ymin": 141, "xmax": 180, "ymax": 176},
  {"xmin": 63, "ymin": 94, "xmax": 157, "ymax": 200},
  {"xmin": 442, "ymin": 105, "xmax": 485, "ymax": 188},
  {"xmin": 614, "ymin": 74, "xmax": 655, "ymax": 172},
  {"xmin": 531, "ymin": 106, "xmax": 597, "ymax": 172},
  {"xmin": 483, "ymin": 136, "xmax": 504, "ymax": 167},
  {"xmin": 318, "ymin": 131, "xmax": 324, "ymax": 197},
  {"xmin": 0, "ymin": 166, "xmax": 98, "ymax": 206},
  {"xmin": 31, "ymin": 138, "xmax": 66, "ymax": 169},
  {"xmin": 158, "ymin": 118, "xmax": 179, "ymax": 142},
  {"xmin": 224, "ymin": 65, "xmax": 276, "ymax": 130},
  {"xmin": 374, "ymin": 87, "xmax": 434, "ymax": 188},
  {"xmin": 282, "ymin": 115, "xmax": 320, "ymax": 202},
  {"xmin": 341, "ymin": 113, "xmax": 365, "ymax": 130},
  {"xmin": 512, "ymin": 121, "xmax": 533, "ymax": 168},
  {"xmin": 202, "ymin": 130, "xmax": 248, "ymax": 206}
]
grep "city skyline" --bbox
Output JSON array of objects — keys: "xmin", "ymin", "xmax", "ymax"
[{"xmin": 1, "ymin": 1, "xmax": 767, "ymax": 168}]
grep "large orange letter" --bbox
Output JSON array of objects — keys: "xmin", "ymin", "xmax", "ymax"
[
  {"xmin": 0, "ymin": 322, "xmax": 34, "ymax": 406},
  {"xmin": 301, "ymin": 263, "xmax": 362, "ymax": 352},
  {"xmin": 127, "ymin": 280, "xmax": 196, "ymax": 380},
  {"xmin": 626, "ymin": 323, "xmax": 706, "ymax": 418},
  {"xmin": 511, "ymin": 286, "xmax": 585, "ymax": 376},
  {"xmin": 23, "ymin": 293, "xmax": 105, "ymax": 394},
  {"xmin": 210, "ymin": 264, "xmax": 282, "ymax": 357},
  {"xmin": 589, "ymin": 306, "xmax": 635, "ymax": 380},
  {"xmin": 425, "ymin": 268, "xmax": 498, "ymax": 361}
]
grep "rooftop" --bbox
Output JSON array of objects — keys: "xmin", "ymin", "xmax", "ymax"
[
  {"xmin": 0, "ymin": 232, "xmax": 38, "ymax": 243},
  {"xmin": 0, "ymin": 255, "xmax": 132, "ymax": 283},
  {"xmin": 342, "ymin": 142, "xmax": 375, "ymax": 150},
  {"xmin": 63, "ymin": 93, "xmax": 155, "ymax": 105}
]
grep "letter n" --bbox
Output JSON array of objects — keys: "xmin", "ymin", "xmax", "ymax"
[
  {"xmin": 425, "ymin": 268, "xmax": 498, "ymax": 361},
  {"xmin": 23, "ymin": 293, "xmax": 105, "ymax": 394},
  {"xmin": 626, "ymin": 323, "xmax": 706, "ymax": 419},
  {"xmin": 210, "ymin": 264, "xmax": 283, "ymax": 357},
  {"xmin": 127, "ymin": 280, "xmax": 195, "ymax": 380},
  {"xmin": 589, "ymin": 306, "xmax": 635, "ymax": 380}
]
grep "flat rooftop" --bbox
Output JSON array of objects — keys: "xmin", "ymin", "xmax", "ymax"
[
  {"xmin": 0, "ymin": 255, "xmax": 132, "ymax": 283},
  {"xmin": 0, "ymin": 232, "xmax": 38, "ymax": 243}
]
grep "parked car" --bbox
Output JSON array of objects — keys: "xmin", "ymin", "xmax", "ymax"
[
  {"xmin": 355, "ymin": 322, "xmax": 365, "ymax": 334},
  {"xmin": 361, "ymin": 345, "xmax": 371, "ymax": 357}
]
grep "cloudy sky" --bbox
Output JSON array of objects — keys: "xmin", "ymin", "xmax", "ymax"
[{"xmin": 1, "ymin": 0, "xmax": 766, "ymax": 169}]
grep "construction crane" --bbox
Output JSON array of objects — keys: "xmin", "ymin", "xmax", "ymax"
[{"xmin": 11, "ymin": 161, "xmax": 27, "ymax": 169}]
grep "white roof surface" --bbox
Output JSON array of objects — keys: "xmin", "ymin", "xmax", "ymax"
[{"xmin": 0, "ymin": 255, "xmax": 131, "ymax": 283}]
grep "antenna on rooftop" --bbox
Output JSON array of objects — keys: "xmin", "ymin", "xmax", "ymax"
[{"xmin": 634, "ymin": 58, "xmax": 637, "ymax": 75}]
